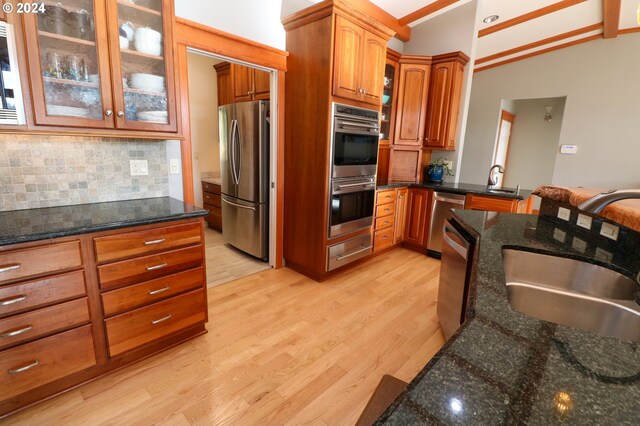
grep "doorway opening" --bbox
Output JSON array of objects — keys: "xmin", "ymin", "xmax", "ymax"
[{"xmin": 185, "ymin": 48, "xmax": 277, "ymax": 287}]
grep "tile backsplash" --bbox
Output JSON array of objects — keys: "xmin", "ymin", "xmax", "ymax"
[{"xmin": 0, "ymin": 135, "xmax": 173, "ymax": 211}]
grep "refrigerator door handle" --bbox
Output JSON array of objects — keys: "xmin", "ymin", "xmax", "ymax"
[
  {"xmin": 234, "ymin": 119, "xmax": 241, "ymax": 184},
  {"xmin": 223, "ymin": 198, "xmax": 257, "ymax": 211},
  {"xmin": 230, "ymin": 119, "xmax": 239, "ymax": 185}
]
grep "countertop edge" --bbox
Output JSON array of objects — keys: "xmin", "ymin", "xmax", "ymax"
[{"xmin": 376, "ymin": 182, "xmax": 532, "ymax": 200}]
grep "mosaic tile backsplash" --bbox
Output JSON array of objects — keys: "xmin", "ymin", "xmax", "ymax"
[{"xmin": 0, "ymin": 135, "xmax": 172, "ymax": 211}]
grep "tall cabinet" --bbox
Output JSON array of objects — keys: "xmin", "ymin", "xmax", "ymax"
[
  {"xmin": 22, "ymin": 0, "xmax": 178, "ymax": 132},
  {"xmin": 282, "ymin": 1, "xmax": 393, "ymax": 281}
]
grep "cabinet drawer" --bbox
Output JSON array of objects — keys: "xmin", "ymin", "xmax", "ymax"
[
  {"xmin": 376, "ymin": 190, "xmax": 396, "ymax": 205},
  {"xmin": 0, "ymin": 325, "xmax": 96, "ymax": 400},
  {"xmin": 202, "ymin": 182, "xmax": 221, "ymax": 195},
  {"xmin": 465, "ymin": 194, "xmax": 517, "ymax": 212},
  {"xmin": 0, "ymin": 298, "xmax": 90, "ymax": 349},
  {"xmin": 94, "ymin": 222, "xmax": 202, "ymax": 264},
  {"xmin": 375, "ymin": 203, "xmax": 396, "ymax": 218},
  {"xmin": 101, "ymin": 267, "xmax": 204, "ymax": 317},
  {"xmin": 204, "ymin": 203, "xmax": 222, "ymax": 231},
  {"xmin": 0, "ymin": 241, "xmax": 82, "ymax": 285},
  {"xmin": 374, "ymin": 227, "xmax": 394, "ymax": 251},
  {"xmin": 374, "ymin": 216, "xmax": 394, "ymax": 231},
  {"xmin": 98, "ymin": 245, "xmax": 203, "ymax": 290},
  {"xmin": 203, "ymin": 193, "xmax": 221, "ymax": 207},
  {"xmin": 105, "ymin": 289, "xmax": 206, "ymax": 356},
  {"xmin": 0, "ymin": 271, "xmax": 86, "ymax": 318}
]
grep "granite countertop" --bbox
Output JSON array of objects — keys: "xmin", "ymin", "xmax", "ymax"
[
  {"xmin": 377, "ymin": 210, "xmax": 640, "ymax": 424},
  {"xmin": 0, "ymin": 197, "xmax": 208, "ymax": 246},
  {"xmin": 377, "ymin": 181, "xmax": 533, "ymax": 201},
  {"xmin": 202, "ymin": 177, "xmax": 222, "ymax": 185}
]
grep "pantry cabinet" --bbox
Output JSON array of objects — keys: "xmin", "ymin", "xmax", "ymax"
[
  {"xmin": 393, "ymin": 59, "xmax": 431, "ymax": 146},
  {"xmin": 332, "ymin": 14, "xmax": 386, "ymax": 106},
  {"xmin": 216, "ymin": 62, "xmax": 270, "ymax": 104},
  {"xmin": 21, "ymin": 0, "xmax": 178, "ymax": 132}
]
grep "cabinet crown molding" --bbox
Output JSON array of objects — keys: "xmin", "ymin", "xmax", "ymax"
[{"xmin": 432, "ymin": 51, "xmax": 471, "ymax": 66}]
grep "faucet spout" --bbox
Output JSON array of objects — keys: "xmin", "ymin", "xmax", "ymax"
[
  {"xmin": 578, "ymin": 189, "xmax": 640, "ymax": 214},
  {"xmin": 487, "ymin": 164, "xmax": 505, "ymax": 189}
]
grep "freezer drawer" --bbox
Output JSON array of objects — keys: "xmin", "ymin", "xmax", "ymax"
[
  {"xmin": 221, "ymin": 195, "xmax": 267, "ymax": 260},
  {"xmin": 326, "ymin": 233, "xmax": 372, "ymax": 271}
]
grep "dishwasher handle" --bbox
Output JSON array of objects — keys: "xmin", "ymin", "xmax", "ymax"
[
  {"xmin": 434, "ymin": 195, "xmax": 466, "ymax": 205},
  {"xmin": 443, "ymin": 221, "xmax": 470, "ymax": 260}
]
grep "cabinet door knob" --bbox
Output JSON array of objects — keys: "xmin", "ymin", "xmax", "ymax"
[
  {"xmin": 117, "ymin": 111, "xmax": 125, "ymax": 118},
  {"xmin": 105, "ymin": 110, "xmax": 113, "ymax": 117}
]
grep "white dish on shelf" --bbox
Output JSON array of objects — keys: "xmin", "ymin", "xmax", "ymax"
[
  {"xmin": 48, "ymin": 105, "xmax": 91, "ymax": 118},
  {"xmin": 134, "ymin": 41, "xmax": 162, "ymax": 56},
  {"xmin": 130, "ymin": 73, "xmax": 165, "ymax": 91},
  {"xmin": 135, "ymin": 27, "xmax": 161, "ymax": 43},
  {"xmin": 119, "ymin": 36, "xmax": 130, "ymax": 50}
]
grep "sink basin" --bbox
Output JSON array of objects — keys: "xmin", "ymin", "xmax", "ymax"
[
  {"xmin": 502, "ymin": 249, "xmax": 640, "ymax": 342},
  {"xmin": 487, "ymin": 188, "xmax": 515, "ymax": 194}
]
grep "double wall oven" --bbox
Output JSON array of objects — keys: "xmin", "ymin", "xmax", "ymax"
[{"xmin": 327, "ymin": 103, "xmax": 380, "ymax": 271}]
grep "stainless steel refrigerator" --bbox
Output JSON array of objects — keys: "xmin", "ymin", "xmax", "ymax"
[{"xmin": 219, "ymin": 100, "xmax": 269, "ymax": 260}]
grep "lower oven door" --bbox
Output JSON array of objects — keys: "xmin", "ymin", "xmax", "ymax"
[{"xmin": 329, "ymin": 178, "xmax": 375, "ymax": 238}]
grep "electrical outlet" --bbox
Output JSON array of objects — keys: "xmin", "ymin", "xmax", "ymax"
[
  {"xmin": 600, "ymin": 222, "xmax": 619, "ymax": 241},
  {"xmin": 594, "ymin": 247, "xmax": 613, "ymax": 263},
  {"xmin": 572, "ymin": 237, "xmax": 587, "ymax": 253},
  {"xmin": 576, "ymin": 214, "xmax": 592, "ymax": 230},
  {"xmin": 557, "ymin": 207, "xmax": 571, "ymax": 221},
  {"xmin": 169, "ymin": 159, "xmax": 181, "ymax": 175},
  {"xmin": 553, "ymin": 228, "xmax": 566, "ymax": 243},
  {"xmin": 129, "ymin": 159, "xmax": 148, "ymax": 176},
  {"xmin": 443, "ymin": 160, "xmax": 453, "ymax": 170}
]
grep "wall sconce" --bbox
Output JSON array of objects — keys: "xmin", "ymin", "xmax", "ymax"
[{"xmin": 544, "ymin": 106, "xmax": 553, "ymax": 122}]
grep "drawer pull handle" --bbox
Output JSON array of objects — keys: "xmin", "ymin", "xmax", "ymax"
[
  {"xmin": 146, "ymin": 263, "xmax": 168, "ymax": 271},
  {"xmin": 384, "ymin": 208, "xmax": 391, "ymax": 212},
  {"xmin": 8, "ymin": 360, "xmax": 39, "ymax": 375},
  {"xmin": 384, "ymin": 221, "xmax": 390, "ymax": 225},
  {"xmin": 382, "ymin": 236, "xmax": 389, "ymax": 240},
  {"xmin": 151, "ymin": 314, "xmax": 172, "ymax": 325},
  {"xmin": 148, "ymin": 286, "xmax": 170, "ymax": 296},
  {"xmin": 144, "ymin": 239, "xmax": 166, "ymax": 245},
  {"xmin": 385, "ymin": 195, "xmax": 392, "ymax": 199},
  {"xmin": 0, "ymin": 295, "xmax": 26, "ymax": 306},
  {"xmin": 0, "ymin": 264, "xmax": 21, "ymax": 273},
  {"xmin": 0, "ymin": 325, "xmax": 32, "ymax": 338}
]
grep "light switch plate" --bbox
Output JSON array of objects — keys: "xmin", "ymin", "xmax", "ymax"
[
  {"xmin": 572, "ymin": 237, "xmax": 587, "ymax": 253},
  {"xmin": 557, "ymin": 207, "xmax": 571, "ymax": 221},
  {"xmin": 576, "ymin": 214, "xmax": 592, "ymax": 230},
  {"xmin": 553, "ymin": 228, "xmax": 567, "ymax": 243},
  {"xmin": 169, "ymin": 159, "xmax": 181, "ymax": 174},
  {"xmin": 594, "ymin": 247, "xmax": 613, "ymax": 263},
  {"xmin": 600, "ymin": 222, "xmax": 619, "ymax": 241},
  {"xmin": 129, "ymin": 159, "xmax": 148, "ymax": 176}
]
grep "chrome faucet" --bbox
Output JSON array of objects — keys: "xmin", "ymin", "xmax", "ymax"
[
  {"xmin": 578, "ymin": 189, "xmax": 640, "ymax": 214},
  {"xmin": 486, "ymin": 164, "xmax": 505, "ymax": 189}
]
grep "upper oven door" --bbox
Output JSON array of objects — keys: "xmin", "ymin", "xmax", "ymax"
[{"xmin": 332, "ymin": 118, "xmax": 380, "ymax": 178}]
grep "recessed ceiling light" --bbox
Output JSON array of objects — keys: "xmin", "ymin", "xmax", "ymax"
[{"xmin": 483, "ymin": 15, "xmax": 499, "ymax": 24}]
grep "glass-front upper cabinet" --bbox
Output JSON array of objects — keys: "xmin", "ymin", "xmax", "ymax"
[
  {"xmin": 21, "ymin": 0, "xmax": 177, "ymax": 132},
  {"xmin": 108, "ymin": 0, "xmax": 177, "ymax": 132},
  {"xmin": 22, "ymin": 0, "xmax": 115, "ymax": 128},
  {"xmin": 380, "ymin": 60, "xmax": 397, "ymax": 144}
]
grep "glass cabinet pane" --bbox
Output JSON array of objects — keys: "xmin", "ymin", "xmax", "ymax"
[
  {"xmin": 381, "ymin": 63, "xmax": 395, "ymax": 142},
  {"xmin": 115, "ymin": 0, "xmax": 169, "ymax": 124},
  {"xmin": 37, "ymin": 0, "xmax": 104, "ymax": 120}
]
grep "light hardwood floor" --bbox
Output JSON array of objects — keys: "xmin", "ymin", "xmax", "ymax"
[
  {"xmin": 5, "ymin": 248, "xmax": 444, "ymax": 425},
  {"xmin": 204, "ymin": 228, "xmax": 271, "ymax": 288}
]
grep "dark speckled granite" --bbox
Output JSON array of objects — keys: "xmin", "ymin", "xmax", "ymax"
[
  {"xmin": 376, "ymin": 210, "xmax": 640, "ymax": 425},
  {"xmin": 376, "ymin": 181, "xmax": 533, "ymax": 200},
  {"xmin": 0, "ymin": 197, "xmax": 207, "ymax": 246}
]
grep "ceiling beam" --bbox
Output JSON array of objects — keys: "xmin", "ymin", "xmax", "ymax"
[
  {"xmin": 398, "ymin": 0, "xmax": 461, "ymax": 26},
  {"xmin": 478, "ymin": 0, "xmax": 587, "ymax": 38},
  {"xmin": 602, "ymin": 0, "xmax": 621, "ymax": 38},
  {"xmin": 342, "ymin": 0, "xmax": 411, "ymax": 41}
]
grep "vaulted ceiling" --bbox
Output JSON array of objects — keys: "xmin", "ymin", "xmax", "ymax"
[{"xmin": 367, "ymin": 0, "xmax": 640, "ymax": 71}]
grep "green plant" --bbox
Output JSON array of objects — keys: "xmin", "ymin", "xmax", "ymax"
[{"xmin": 428, "ymin": 157, "xmax": 454, "ymax": 176}]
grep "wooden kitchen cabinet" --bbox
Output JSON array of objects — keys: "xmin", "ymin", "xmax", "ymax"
[
  {"xmin": 393, "ymin": 59, "xmax": 431, "ymax": 146},
  {"xmin": 403, "ymin": 187, "xmax": 433, "ymax": 251},
  {"xmin": 231, "ymin": 63, "xmax": 270, "ymax": 102},
  {"xmin": 394, "ymin": 188, "xmax": 408, "ymax": 244},
  {"xmin": 202, "ymin": 180, "xmax": 222, "ymax": 231},
  {"xmin": 424, "ymin": 53, "xmax": 469, "ymax": 150},
  {"xmin": 214, "ymin": 62, "xmax": 233, "ymax": 106},
  {"xmin": 21, "ymin": 0, "xmax": 178, "ymax": 132},
  {"xmin": 465, "ymin": 193, "xmax": 533, "ymax": 213},
  {"xmin": 332, "ymin": 15, "xmax": 386, "ymax": 106}
]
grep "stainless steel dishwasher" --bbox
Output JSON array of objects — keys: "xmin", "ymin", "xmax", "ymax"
[
  {"xmin": 437, "ymin": 218, "xmax": 474, "ymax": 340},
  {"xmin": 428, "ymin": 192, "xmax": 466, "ymax": 257}
]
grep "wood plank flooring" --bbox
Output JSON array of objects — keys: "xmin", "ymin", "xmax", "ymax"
[
  {"xmin": 204, "ymin": 228, "xmax": 271, "ymax": 288},
  {"xmin": 5, "ymin": 248, "xmax": 444, "ymax": 425}
]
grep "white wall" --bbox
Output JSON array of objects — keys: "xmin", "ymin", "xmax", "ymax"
[
  {"xmin": 175, "ymin": 0, "xmax": 286, "ymax": 50},
  {"xmin": 187, "ymin": 52, "xmax": 221, "ymax": 208},
  {"xmin": 460, "ymin": 34, "xmax": 640, "ymax": 190},
  {"xmin": 403, "ymin": 0, "xmax": 479, "ymax": 183}
]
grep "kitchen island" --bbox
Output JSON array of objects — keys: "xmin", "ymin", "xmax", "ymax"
[{"xmin": 376, "ymin": 209, "xmax": 640, "ymax": 424}]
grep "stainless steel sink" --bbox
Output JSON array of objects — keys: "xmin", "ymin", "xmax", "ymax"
[
  {"xmin": 502, "ymin": 249, "xmax": 640, "ymax": 342},
  {"xmin": 487, "ymin": 188, "xmax": 515, "ymax": 194}
]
